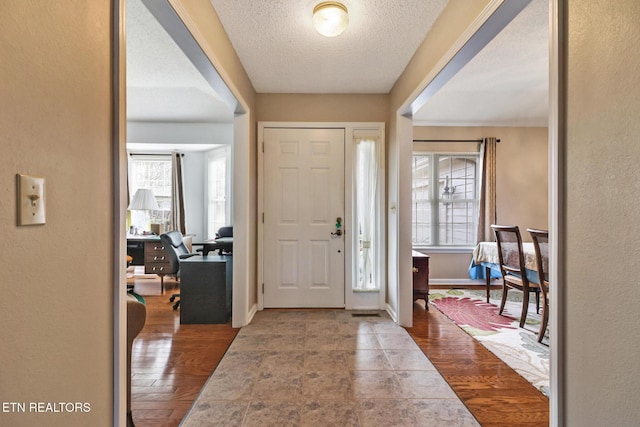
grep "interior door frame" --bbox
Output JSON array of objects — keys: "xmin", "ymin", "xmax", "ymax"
[
  {"xmin": 392, "ymin": 0, "xmax": 564, "ymax": 424},
  {"xmin": 113, "ymin": 1, "xmax": 127, "ymax": 424},
  {"xmin": 257, "ymin": 122, "xmax": 386, "ymax": 311},
  {"xmin": 114, "ymin": 1, "xmax": 253, "ymax": 422}
]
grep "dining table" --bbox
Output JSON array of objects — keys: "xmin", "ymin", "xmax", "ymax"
[{"xmin": 469, "ymin": 241, "xmax": 544, "ymax": 303}]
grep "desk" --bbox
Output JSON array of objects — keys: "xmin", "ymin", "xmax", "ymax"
[
  {"xmin": 470, "ymin": 242, "xmax": 543, "ymax": 302},
  {"xmin": 126, "ymin": 236, "xmax": 158, "ymax": 266},
  {"xmin": 179, "ymin": 255, "xmax": 232, "ymax": 324},
  {"xmin": 193, "ymin": 237, "xmax": 233, "ymax": 256},
  {"xmin": 126, "ymin": 235, "xmax": 193, "ymax": 292}
]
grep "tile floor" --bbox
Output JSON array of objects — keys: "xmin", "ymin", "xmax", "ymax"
[{"xmin": 182, "ymin": 309, "xmax": 479, "ymax": 426}]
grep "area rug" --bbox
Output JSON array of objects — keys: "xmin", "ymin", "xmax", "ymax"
[{"xmin": 430, "ymin": 289, "xmax": 550, "ymax": 396}]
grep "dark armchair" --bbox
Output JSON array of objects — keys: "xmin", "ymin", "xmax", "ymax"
[
  {"xmin": 196, "ymin": 226, "xmax": 233, "ymax": 256},
  {"xmin": 160, "ymin": 231, "xmax": 199, "ymax": 310}
]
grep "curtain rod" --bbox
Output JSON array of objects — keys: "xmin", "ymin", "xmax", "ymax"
[
  {"xmin": 129, "ymin": 152, "xmax": 184, "ymax": 157},
  {"xmin": 412, "ymin": 138, "xmax": 500, "ymax": 143}
]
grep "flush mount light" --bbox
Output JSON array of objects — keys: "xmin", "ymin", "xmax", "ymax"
[{"xmin": 313, "ymin": 2, "xmax": 349, "ymax": 37}]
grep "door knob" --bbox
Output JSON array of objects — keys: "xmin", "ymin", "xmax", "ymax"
[{"xmin": 331, "ymin": 216, "xmax": 343, "ymax": 236}]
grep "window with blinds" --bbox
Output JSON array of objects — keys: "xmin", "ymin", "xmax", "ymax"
[
  {"xmin": 128, "ymin": 155, "xmax": 172, "ymax": 229},
  {"xmin": 412, "ymin": 153, "xmax": 479, "ymax": 246}
]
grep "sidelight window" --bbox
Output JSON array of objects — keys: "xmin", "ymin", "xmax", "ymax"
[{"xmin": 354, "ymin": 136, "xmax": 381, "ymax": 291}]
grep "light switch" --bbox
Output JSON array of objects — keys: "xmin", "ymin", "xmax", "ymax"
[{"xmin": 17, "ymin": 174, "xmax": 46, "ymax": 226}]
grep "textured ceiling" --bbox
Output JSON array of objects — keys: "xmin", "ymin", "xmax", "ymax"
[
  {"xmin": 209, "ymin": 0, "xmax": 449, "ymax": 93},
  {"xmin": 126, "ymin": 0, "xmax": 549, "ymax": 128},
  {"xmin": 126, "ymin": 0, "xmax": 233, "ymax": 123},
  {"xmin": 412, "ymin": 0, "xmax": 549, "ymax": 126}
]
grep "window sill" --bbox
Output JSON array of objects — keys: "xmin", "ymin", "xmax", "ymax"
[{"xmin": 352, "ymin": 289, "xmax": 380, "ymax": 293}]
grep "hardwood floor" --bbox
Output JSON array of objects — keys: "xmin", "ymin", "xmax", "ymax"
[
  {"xmin": 130, "ymin": 276, "xmax": 238, "ymax": 426},
  {"xmin": 408, "ymin": 300, "xmax": 549, "ymax": 426},
  {"xmin": 129, "ymin": 275, "xmax": 548, "ymax": 426}
]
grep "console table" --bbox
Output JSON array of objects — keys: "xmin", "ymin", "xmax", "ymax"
[
  {"xmin": 179, "ymin": 255, "xmax": 232, "ymax": 324},
  {"xmin": 412, "ymin": 251, "xmax": 430, "ymax": 309}
]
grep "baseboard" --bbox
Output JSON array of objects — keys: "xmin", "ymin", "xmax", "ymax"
[
  {"xmin": 429, "ymin": 278, "xmax": 501, "ymax": 289},
  {"xmin": 429, "ymin": 278, "xmax": 490, "ymax": 285},
  {"xmin": 385, "ymin": 303, "xmax": 398, "ymax": 323},
  {"xmin": 245, "ymin": 303, "xmax": 258, "ymax": 327},
  {"xmin": 351, "ymin": 305, "xmax": 384, "ymax": 311}
]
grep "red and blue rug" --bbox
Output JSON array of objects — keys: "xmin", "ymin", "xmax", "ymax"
[{"xmin": 430, "ymin": 289, "xmax": 550, "ymax": 396}]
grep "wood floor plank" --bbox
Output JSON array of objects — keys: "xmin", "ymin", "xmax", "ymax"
[
  {"xmin": 130, "ymin": 277, "xmax": 238, "ymax": 427},
  {"xmin": 130, "ymin": 275, "xmax": 548, "ymax": 426},
  {"xmin": 407, "ymin": 301, "xmax": 549, "ymax": 426}
]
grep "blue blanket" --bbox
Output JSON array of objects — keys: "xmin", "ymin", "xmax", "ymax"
[{"xmin": 468, "ymin": 260, "xmax": 502, "ymax": 280}]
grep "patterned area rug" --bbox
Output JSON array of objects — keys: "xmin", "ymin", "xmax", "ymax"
[{"xmin": 430, "ymin": 289, "xmax": 550, "ymax": 396}]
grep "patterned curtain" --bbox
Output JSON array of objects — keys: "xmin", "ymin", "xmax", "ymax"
[
  {"xmin": 476, "ymin": 137, "xmax": 497, "ymax": 242},
  {"xmin": 169, "ymin": 152, "xmax": 186, "ymax": 234}
]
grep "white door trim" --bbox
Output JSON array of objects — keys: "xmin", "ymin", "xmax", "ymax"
[
  {"xmin": 114, "ymin": 1, "xmax": 127, "ymax": 424},
  {"xmin": 257, "ymin": 122, "xmax": 385, "ymax": 311},
  {"xmin": 549, "ymin": 1, "xmax": 565, "ymax": 424},
  {"xmin": 391, "ymin": 1, "xmax": 562, "ymax": 424}
]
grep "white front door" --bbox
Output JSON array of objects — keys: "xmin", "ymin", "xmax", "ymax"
[{"xmin": 263, "ymin": 127, "xmax": 345, "ymax": 308}]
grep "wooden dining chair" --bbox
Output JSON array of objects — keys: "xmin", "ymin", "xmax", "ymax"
[
  {"xmin": 528, "ymin": 228, "xmax": 549, "ymax": 343},
  {"xmin": 491, "ymin": 225, "xmax": 540, "ymax": 328}
]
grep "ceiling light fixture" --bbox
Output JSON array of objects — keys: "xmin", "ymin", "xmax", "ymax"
[{"xmin": 313, "ymin": 2, "xmax": 349, "ymax": 37}]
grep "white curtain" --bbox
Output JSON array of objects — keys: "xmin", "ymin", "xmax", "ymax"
[
  {"xmin": 169, "ymin": 151, "xmax": 186, "ymax": 234},
  {"xmin": 355, "ymin": 138, "xmax": 378, "ymax": 291}
]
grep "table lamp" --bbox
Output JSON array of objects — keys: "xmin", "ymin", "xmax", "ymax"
[{"xmin": 128, "ymin": 188, "xmax": 159, "ymax": 234}]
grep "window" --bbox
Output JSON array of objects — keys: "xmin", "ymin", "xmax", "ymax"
[
  {"xmin": 128, "ymin": 155, "xmax": 172, "ymax": 230},
  {"xmin": 412, "ymin": 153, "xmax": 479, "ymax": 246},
  {"xmin": 207, "ymin": 146, "xmax": 231, "ymax": 239}
]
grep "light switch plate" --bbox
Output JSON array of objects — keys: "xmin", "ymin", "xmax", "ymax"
[{"xmin": 17, "ymin": 174, "xmax": 46, "ymax": 226}]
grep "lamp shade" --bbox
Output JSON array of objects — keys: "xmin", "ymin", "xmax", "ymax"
[
  {"xmin": 128, "ymin": 188, "xmax": 159, "ymax": 211},
  {"xmin": 313, "ymin": 2, "xmax": 348, "ymax": 37}
]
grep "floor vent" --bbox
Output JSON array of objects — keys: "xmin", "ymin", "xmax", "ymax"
[{"xmin": 351, "ymin": 313, "xmax": 381, "ymax": 318}]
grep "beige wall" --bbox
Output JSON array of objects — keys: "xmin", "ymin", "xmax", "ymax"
[
  {"xmin": 385, "ymin": 0, "xmax": 493, "ymax": 322},
  {"xmin": 173, "ymin": 0, "xmax": 259, "ymax": 318},
  {"xmin": 564, "ymin": 1, "xmax": 640, "ymax": 424},
  {"xmin": 256, "ymin": 93, "xmax": 390, "ymax": 123},
  {"xmin": 6, "ymin": 1, "xmax": 640, "ymax": 425},
  {"xmin": 1, "ymin": 1, "xmax": 114, "ymax": 425},
  {"xmin": 1, "ymin": 0, "xmax": 261, "ymax": 424},
  {"xmin": 493, "ymin": 127, "xmax": 548, "ymax": 231},
  {"xmin": 412, "ymin": 126, "xmax": 548, "ymax": 279}
]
